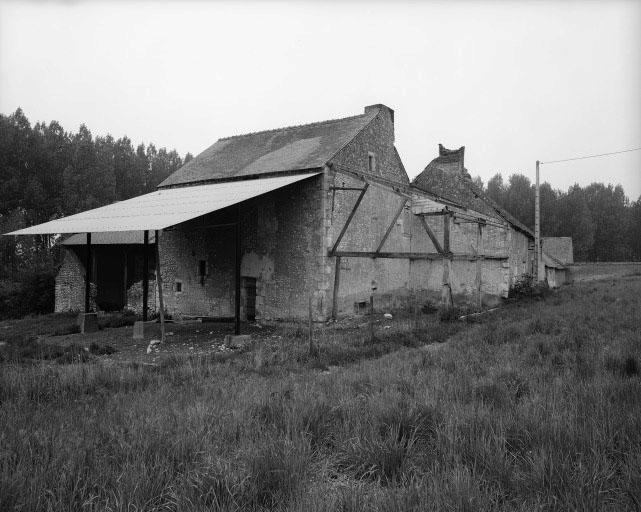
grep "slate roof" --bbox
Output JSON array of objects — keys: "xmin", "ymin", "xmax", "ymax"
[
  {"xmin": 62, "ymin": 231, "xmax": 156, "ymax": 245},
  {"xmin": 159, "ymin": 110, "xmax": 378, "ymax": 187},
  {"xmin": 412, "ymin": 146, "xmax": 534, "ymax": 237},
  {"xmin": 542, "ymin": 251, "xmax": 566, "ymax": 269},
  {"xmin": 543, "ymin": 237, "xmax": 574, "ymax": 265}
]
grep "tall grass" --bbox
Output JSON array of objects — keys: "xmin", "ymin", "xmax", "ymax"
[{"xmin": 1, "ymin": 278, "xmax": 641, "ymax": 510}]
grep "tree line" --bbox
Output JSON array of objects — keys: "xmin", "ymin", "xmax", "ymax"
[
  {"xmin": 475, "ymin": 173, "xmax": 641, "ymax": 262},
  {"xmin": 0, "ymin": 108, "xmax": 193, "ymax": 317},
  {"xmin": 0, "ymin": 108, "xmax": 193, "ymax": 271}
]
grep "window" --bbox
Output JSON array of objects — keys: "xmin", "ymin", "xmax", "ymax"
[
  {"xmin": 175, "ymin": 281, "xmax": 183, "ymax": 293},
  {"xmin": 368, "ymin": 152, "xmax": 376, "ymax": 174},
  {"xmin": 198, "ymin": 260, "xmax": 207, "ymax": 285}
]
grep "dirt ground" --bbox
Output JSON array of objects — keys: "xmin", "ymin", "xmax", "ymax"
[{"xmin": 1, "ymin": 312, "xmax": 402, "ymax": 366}]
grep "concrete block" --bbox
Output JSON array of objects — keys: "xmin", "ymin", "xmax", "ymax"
[
  {"xmin": 133, "ymin": 321, "xmax": 145, "ymax": 340},
  {"xmin": 77, "ymin": 312, "xmax": 98, "ymax": 334},
  {"xmin": 224, "ymin": 334, "xmax": 251, "ymax": 349}
]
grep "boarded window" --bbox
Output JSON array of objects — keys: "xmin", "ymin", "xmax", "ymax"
[
  {"xmin": 368, "ymin": 152, "xmax": 376, "ymax": 174},
  {"xmin": 198, "ymin": 260, "xmax": 207, "ymax": 285}
]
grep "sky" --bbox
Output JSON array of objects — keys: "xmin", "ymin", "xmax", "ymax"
[{"xmin": 1, "ymin": 1, "xmax": 640, "ymax": 199}]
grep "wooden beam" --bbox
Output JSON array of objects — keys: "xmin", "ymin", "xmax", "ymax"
[
  {"xmin": 84, "ymin": 233, "xmax": 92, "ymax": 313},
  {"xmin": 142, "ymin": 230, "xmax": 149, "ymax": 321},
  {"xmin": 155, "ymin": 230, "xmax": 166, "ymax": 342},
  {"xmin": 441, "ymin": 215, "xmax": 453, "ymax": 309},
  {"xmin": 420, "ymin": 211, "xmax": 449, "ymax": 217},
  {"xmin": 443, "ymin": 214, "xmax": 451, "ymax": 253},
  {"xmin": 476, "ymin": 224, "xmax": 483, "ymax": 310},
  {"xmin": 331, "ymin": 183, "xmax": 369, "ymax": 254},
  {"xmin": 164, "ymin": 222, "xmax": 236, "ymax": 232},
  {"xmin": 329, "ymin": 186, "xmax": 366, "ymax": 191},
  {"xmin": 331, "ymin": 164, "xmax": 412, "ymax": 199},
  {"xmin": 332, "ymin": 250, "xmax": 444, "ymax": 260},
  {"xmin": 331, "ymin": 256, "xmax": 341, "ymax": 320},
  {"xmin": 419, "ymin": 216, "xmax": 444, "ymax": 254},
  {"xmin": 375, "ymin": 199, "xmax": 407, "ymax": 253},
  {"xmin": 329, "ymin": 250, "xmax": 506, "ymax": 261},
  {"xmin": 235, "ymin": 205, "xmax": 241, "ymax": 335}
]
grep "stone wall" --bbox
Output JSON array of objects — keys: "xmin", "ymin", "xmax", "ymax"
[
  {"xmin": 55, "ymin": 249, "xmax": 87, "ymax": 312},
  {"xmin": 408, "ymin": 211, "xmax": 532, "ymax": 306},
  {"xmin": 325, "ymin": 105, "xmax": 412, "ymax": 315},
  {"xmin": 158, "ymin": 174, "xmax": 326, "ymax": 321}
]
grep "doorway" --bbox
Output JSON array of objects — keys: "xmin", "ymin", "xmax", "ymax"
[{"xmin": 242, "ymin": 277, "xmax": 257, "ymax": 321}]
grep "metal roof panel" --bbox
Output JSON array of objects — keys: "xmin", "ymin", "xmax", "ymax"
[{"xmin": 6, "ymin": 173, "xmax": 320, "ymax": 235}]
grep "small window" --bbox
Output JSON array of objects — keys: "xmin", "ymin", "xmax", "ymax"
[
  {"xmin": 175, "ymin": 281, "xmax": 183, "ymax": 293},
  {"xmin": 198, "ymin": 260, "xmax": 207, "ymax": 285},
  {"xmin": 367, "ymin": 152, "xmax": 376, "ymax": 174}
]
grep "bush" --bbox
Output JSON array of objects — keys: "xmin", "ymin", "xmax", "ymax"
[
  {"xmin": 0, "ymin": 270, "xmax": 55, "ymax": 320},
  {"xmin": 509, "ymin": 274, "xmax": 551, "ymax": 300}
]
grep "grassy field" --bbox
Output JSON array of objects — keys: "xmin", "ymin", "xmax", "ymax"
[{"xmin": 1, "ymin": 278, "xmax": 640, "ymax": 511}]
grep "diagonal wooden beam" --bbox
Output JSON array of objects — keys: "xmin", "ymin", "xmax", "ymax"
[
  {"xmin": 375, "ymin": 199, "xmax": 407, "ymax": 253},
  {"xmin": 331, "ymin": 183, "xmax": 369, "ymax": 254},
  {"xmin": 419, "ymin": 215, "xmax": 444, "ymax": 254}
]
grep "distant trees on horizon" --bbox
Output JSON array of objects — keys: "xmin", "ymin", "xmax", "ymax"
[{"xmin": 477, "ymin": 173, "xmax": 641, "ymax": 262}]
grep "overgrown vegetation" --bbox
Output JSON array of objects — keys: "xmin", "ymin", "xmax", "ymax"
[{"xmin": 1, "ymin": 278, "xmax": 640, "ymax": 510}]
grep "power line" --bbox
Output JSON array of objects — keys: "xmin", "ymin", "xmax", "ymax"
[{"xmin": 540, "ymin": 146, "xmax": 641, "ymax": 165}]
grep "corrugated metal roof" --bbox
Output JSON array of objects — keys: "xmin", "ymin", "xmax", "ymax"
[
  {"xmin": 6, "ymin": 173, "xmax": 320, "ymax": 235},
  {"xmin": 61, "ymin": 231, "xmax": 156, "ymax": 245},
  {"xmin": 158, "ymin": 110, "xmax": 376, "ymax": 187}
]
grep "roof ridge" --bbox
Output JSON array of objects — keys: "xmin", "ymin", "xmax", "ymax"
[{"xmin": 217, "ymin": 111, "xmax": 374, "ymax": 142}]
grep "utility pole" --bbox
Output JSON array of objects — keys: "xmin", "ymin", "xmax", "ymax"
[{"xmin": 534, "ymin": 160, "xmax": 542, "ymax": 282}]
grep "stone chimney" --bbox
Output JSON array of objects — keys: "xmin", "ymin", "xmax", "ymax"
[
  {"xmin": 435, "ymin": 144, "xmax": 467, "ymax": 176},
  {"xmin": 364, "ymin": 103, "xmax": 394, "ymax": 124}
]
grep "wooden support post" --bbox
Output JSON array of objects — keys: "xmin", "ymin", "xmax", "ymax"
[
  {"xmin": 331, "ymin": 256, "xmax": 341, "ymax": 320},
  {"xmin": 84, "ymin": 233, "xmax": 92, "ymax": 313},
  {"xmin": 443, "ymin": 213, "xmax": 450, "ymax": 254},
  {"xmin": 235, "ymin": 206, "xmax": 241, "ymax": 336},
  {"xmin": 331, "ymin": 183, "xmax": 369, "ymax": 254},
  {"xmin": 155, "ymin": 230, "xmax": 165, "ymax": 342},
  {"xmin": 533, "ymin": 160, "xmax": 543, "ymax": 283},
  {"xmin": 476, "ymin": 224, "xmax": 483, "ymax": 311},
  {"xmin": 441, "ymin": 215, "xmax": 453, "ymax": 309},
  {"xmin": 369, "ymin": 294, "xmax": 375, "ymax": 344},
  {"xmin": 308, "ymin": 295, "xmax": 316, "ymax": 356},
  {"xmin": 142, "ymin": 230, "xmax": 149, "ymax": 321},
  {"xmin": 122, "ymin": 250, "xmax": 128, "ymax": 308},
  {"xmin": 375, "ymin": 199, "xmax": 407, "ymax": 254}
]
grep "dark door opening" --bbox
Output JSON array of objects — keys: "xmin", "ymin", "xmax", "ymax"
[
  {"xmin": 96, "ymin": 248, "xmax": 126, "ymax": 311},
  {"xmin": 243, "ymin": 277, "xmax": 257, "ymax": 321}
]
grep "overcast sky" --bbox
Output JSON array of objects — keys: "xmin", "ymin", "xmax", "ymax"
[{"xmin": 1, "ymin": 1, "xmax": 640, "ymax": 198}]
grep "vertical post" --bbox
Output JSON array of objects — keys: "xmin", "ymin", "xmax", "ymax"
[
  {"xmin": 443, "ymin": 213, "xmax": 451, "ymax": 255},
  {"xmin": 369, "ymin": 294, "xmax": 374, "ymax": 344},
  {"xmin": 155, "ymin": 230, "xmax": 165, "ymax": 342},
  {"xmin": 535, "ymin": 160, "xmax": 542, "ymax": 281},
  {"xmin": 84, "ymin": 233, "xmax": 92, "ymax": 313},
  {"xmin": 122, "ymin": 250, "xmax": 128, "ymax": 308},
  {"xmin": 308, "ymin": 295, "xmax": 314, "ymax": 354},
  {"xmin": 235, "ymin": 205, "xmax": 241, "ymax": 335},
  {"xmin": 142, "ymin": 230, "xmax": 149, "ymax": 321},
  {"xmin": 331, "ymin": 256, "xmax": 341, "ymax": 320},
  {"xmin": 476, "ymin": 224, "xmax": 483, "ymax": 311},
  {"xmin": 441, "ymin": 214, "xmax": 453, "ymax": 309}
]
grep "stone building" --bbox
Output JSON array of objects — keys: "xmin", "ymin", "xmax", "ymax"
[
  {"xmin": 55, "ymin": 232, "xmax": 156, "ymax": 313},
  {"xmin": 50, "ymin": 104, "xmax": 562, "ymax": 320}
]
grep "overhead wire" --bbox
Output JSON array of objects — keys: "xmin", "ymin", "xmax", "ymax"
[{"xmin": 540, "ymin": 147, "xmax": 641, "ymax": 165}]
